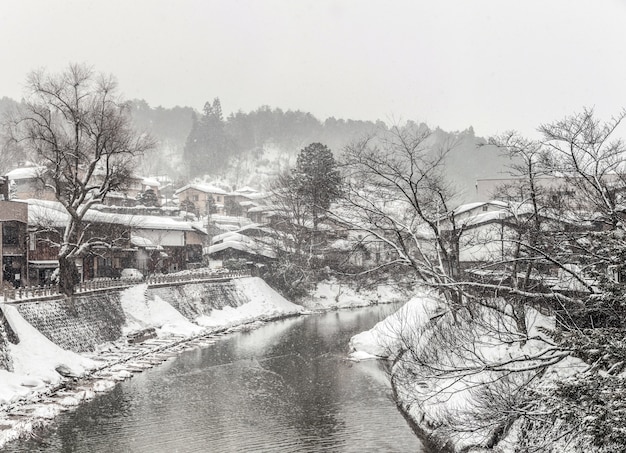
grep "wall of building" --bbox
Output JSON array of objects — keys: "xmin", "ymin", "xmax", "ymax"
[
  {"xmin": 178, "ymin": 188, "xmax": 225, "ymax": 215},
  {"xmin": 1, "ymin": 201, "xmax": 29, "ymax": 289},
  {"xmin": 138, "ymin": 229, "xmax": 185, "ymax": 247}
]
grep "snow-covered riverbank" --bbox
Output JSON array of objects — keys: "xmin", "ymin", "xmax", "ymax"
[
  {"xmin": 0, "ymin": 276, "xmax": 408, "ymax": 449},
  {"xmin": 348, "ymin": 291, "xmax": 588, "ymax": 452},
  {"xmin": 299, "ymin": 279, "xmax": 410, "ymax": 310},
  {"xmin": 0, "ymin": 277, "xmax": 305, "ymax": 448}
]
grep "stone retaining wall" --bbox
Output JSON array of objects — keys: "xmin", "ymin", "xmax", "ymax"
[
  {"xmin": 5, "ymin": 279, "xmax": 252, "ymax": 354},
  {"xmin": 147, "ymin": 281, "xmax": 248, "ymax": 321},
  {"xmin": 14, "ymin": 293, "xmax": 127, "ymax": 353}
]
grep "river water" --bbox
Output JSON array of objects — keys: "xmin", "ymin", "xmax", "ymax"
[{"xmin": 6, "ymin": 306, "xmax": 427, "ymax": 452}]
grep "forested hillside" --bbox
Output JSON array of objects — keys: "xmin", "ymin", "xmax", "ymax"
[
  {"xmin": 127, "ymin": 98, "xmax": 511, "ymax": 199},
  {"xmin": 2, "ymin": 95, "xmax": 511, "ymax": 201}
]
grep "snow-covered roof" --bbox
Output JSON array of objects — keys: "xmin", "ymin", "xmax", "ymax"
[
  {"xmin": 25, "ymin": 199, "xmax": 196, "ymax": 231},
  {"xmin": 211, "ymin": 232, "xmax": 254, "ymax": 245},
  {"xmin": 208, "ymin": 240, "xmax": 276, "ymax": 259},
  {"xmin": 233, "ymin": 186, "xmax": 259, "ymax": 194},
  {"xmin": 5, "ymin": 166, "xmax": 45, "ymax": 180},
  {"xmin": 212, "ymin": 223, "xmax": 270, "ymax": 242},
  {"xmin": 229, "ymin": 188, "xmax": 267, "ymax": 200},
  {"xmin": 142, "ymin": 177, "xmax": 161, "ymax": 188},
  {"xmin": 245, "ymin": 192, "xmax": 267, "ymax": 200},
  {"xmin": 460, "ymin": 210, "xmax": 509, "ymax": 227},
  {"xmin": 191, "ymin": 224, "xmax": 208, "ymax": 235},
  {"xmin": 174, "ymin": 183, "xmax": 228, "ymax": 195},
  {"xmin": 247, "ymin": 205, "xmax": 276, "ymax": 213},
  {"xmin": 453, "ymin": 200, "xmax": 508, "ymax": 216},
  {"xmin": 235, "ymin": 223, "xmax": 271, "ymax": 234},
  {"xmin": 130, "ymin": 235, "xmax": 164, "ymax": 250},
  {"xmin": 130, "ymin": 235, "xmax": 154, "ymax": 247}
]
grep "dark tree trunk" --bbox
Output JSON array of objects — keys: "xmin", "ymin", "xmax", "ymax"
[{"xmin": 58, "ymin": 255, "xmax": 80, "ymax": 296}]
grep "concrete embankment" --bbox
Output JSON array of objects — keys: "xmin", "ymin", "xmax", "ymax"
[
  {"xmin": 0, "ymin": 276, "xmax": 304, "ymax": 447},
  {"xmin": 148, "ymin": 280, "xmax": 248, "ymax": 320},
  {"xmin": 0, "ymin": 277, "xmax": 285, "ymax": 358},
  {"xmin": 12, "ymin": 292, "xmax": 127, "ymax": 353}
]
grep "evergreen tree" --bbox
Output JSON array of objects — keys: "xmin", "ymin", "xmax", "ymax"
[
  {"xmin": 136, "ymin": 188, "xmax": 160, "ymax": 207},
  {"xmin": 291, "ymin": 143, "xmax": 342, "ymax": 230},
  {"xmin": 182, "ymin": 112, "xmax": 204, "ymax": 177},
  {"xmin": 211, "ymin": 97, "xmax": 223, "ymax": 122},
  {"xmin": 179, "ymin": 198, "xmax": 197, "ymax": 216},
  {"xmin": 224, "ymin": 197, "xmax": 243, "ymax": 217},
  {"xmin": 183, "ymin": 97, "xmax": 230, "ymax": 178},
  {"xmin": 206, "ymin": 195, "xmax": 218, "ymax": 215}
]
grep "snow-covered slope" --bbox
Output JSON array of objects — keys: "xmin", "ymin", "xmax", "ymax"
[
  {"xmin": 348, "ymin": 293, "xmax": 587, "ymax": 452},
  {"xmin": 0, "ymin": 276, "xmax": 303, "ymax": 416},
  {"xmin": 196, "ymin": 277, "xmax": 304, "ymax": 327},
  {"xmin": 300, "ymin": 279, "xmax": 409, "ymax": 310},
  {"xmin": 0, "ymin": 305, "xmax": 96, "ymax": 404}
]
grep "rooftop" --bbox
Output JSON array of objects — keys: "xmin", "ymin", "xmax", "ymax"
[{"xmin": 174, "ymin": 183, "xmax": 228, "ymax": 196}]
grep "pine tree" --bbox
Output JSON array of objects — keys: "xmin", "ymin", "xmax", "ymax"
[
  {"xmin": 137, "ymin": 188, "xmax": 159, "ymax": 207},
  {"xmin": 292, "ymin": 143, "xmax": 342, "ymax": 230},
  {"xmin": 183, "ymin": 98, "xmax": 229, "ymax": 178},
  {"xmin": 212, "ymin": 98, "xmax": 223, "ymax": 122}
]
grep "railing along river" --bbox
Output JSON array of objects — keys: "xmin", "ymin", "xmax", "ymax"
[{"xmin": 1, "ymin": 269, "xmax": 251, "ymax": 303}]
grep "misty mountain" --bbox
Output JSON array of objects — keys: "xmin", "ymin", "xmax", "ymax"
[{"xmin": 1, "ymin": 95, "xmax": 511, "ymax": 202}]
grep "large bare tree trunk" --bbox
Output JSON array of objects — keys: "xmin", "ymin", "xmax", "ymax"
[{"xmin": 58, "ymin": 255, "xmax": 80, "ymax": 297}]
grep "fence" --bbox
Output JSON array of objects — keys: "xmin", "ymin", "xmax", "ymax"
[{"xmin": 1, "ymin": 269, "xmax": 251, "ymax": 303}]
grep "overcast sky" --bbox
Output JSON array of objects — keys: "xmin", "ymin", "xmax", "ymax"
[{"xmin": 1, "ymin": 0, "xmax": 625, "ymax": 137}]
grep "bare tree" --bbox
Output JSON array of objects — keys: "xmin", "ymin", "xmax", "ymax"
[
  {"xmin": 338, "ymin": 123, "xmax": 465, "ymax": 304},
  {"xmin": 5, "ymin": 64, "xmax": 154, "ymax": 295},
  {"xmin": 540, "ymin": 108, "xmax": 626, "ymax": 228},
  {"xmin": 341, "ymin": 113, "xmax": 626, "ymax": 448}
]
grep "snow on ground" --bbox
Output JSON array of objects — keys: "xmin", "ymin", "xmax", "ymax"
[
  {"xmin": 348, "ymin": 292, "xmax": 588, "ymax": 452},
  {"xmin": 349, "ymin": 291, "xmax": 443, "ymax": 359},
  {"xmin": 195, "ymin": 277, "xmax": 304, "ymax": 327},
  {"xmin": 120, "ymin": 284, "xmax": 203, "ymax": 336},
  {"xmin": 1, "ymin": 305, "xmax": 97, "ymax": 401},
  {"xmin": 0, "ymin": 276, "xmax": 308, "ymax": 448},
  {"xmin": 0, "ymin": 304, "xmax": 102, "ymax": 447},
  {"xmin": 300, "ymin": 279, "xmax": 409, "ymax": 310},
  {"xmin": 0, "ymin": 370, "xmax": 43, "ymax": 404}
]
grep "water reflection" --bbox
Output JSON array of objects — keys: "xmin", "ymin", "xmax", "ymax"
[{"xmin": 7, "ymin": 305, "xmax": 426, "ymax": 452}]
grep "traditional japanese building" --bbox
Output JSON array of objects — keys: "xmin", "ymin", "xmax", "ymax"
[{"xmin": 0, "ymin": 177, "xmax": 29, "ymax": 288}]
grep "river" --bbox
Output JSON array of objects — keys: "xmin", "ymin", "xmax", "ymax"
[{"xmin": 5, "ymin": 305, "xmax": 427, "ymax": 452}]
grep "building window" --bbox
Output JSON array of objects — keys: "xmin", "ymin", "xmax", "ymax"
[
  {"xmin": 2, "ymin": 225, "xmax": 19, "ymax": 245},
  {"xmin": 193, "ymin": 194, "xmax": 199, "ymax": 201},
  {"xmin": 482, "ymin": 205, "xmax": 488, "ymax": 212}
]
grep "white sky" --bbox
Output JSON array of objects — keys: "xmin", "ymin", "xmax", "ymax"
[{"xmin": 1, "ymin": 0, "xmax": 625, "ymax": 137}]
